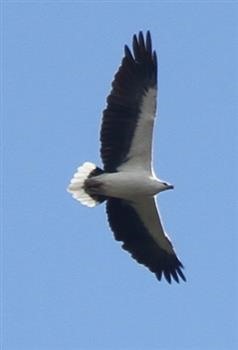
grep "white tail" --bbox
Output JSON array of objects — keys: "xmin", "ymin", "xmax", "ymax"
[{"xmin": 67, "ymin": 162, "xmax": 98, "ymax": 207}]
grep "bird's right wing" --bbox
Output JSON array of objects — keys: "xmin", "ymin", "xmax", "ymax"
[{"xmin": 106, "ymin": 197, "xmax": 186, "ymax": 283}]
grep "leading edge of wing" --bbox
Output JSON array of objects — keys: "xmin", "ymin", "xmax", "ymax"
[
  {"xmin": 100, "ymin": 31, "xmax": 157, "ymax": 172},
  {"xmin": 106, "ymin": 197, "xmax": 186, "ymax": 284}
]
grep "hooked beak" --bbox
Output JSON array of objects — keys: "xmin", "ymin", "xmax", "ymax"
[{"xmin": 166, "ymin": 184, "xmax": 174, "ymax": 190}]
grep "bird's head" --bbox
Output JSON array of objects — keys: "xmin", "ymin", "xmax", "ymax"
[{"xmin": 160, "ymin": 181, "xmax": 174, "ymax": 192}]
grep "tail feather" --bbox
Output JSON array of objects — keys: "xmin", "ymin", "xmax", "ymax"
[{"xmin": 67, "ymin": 162, "xmax": 105, "ymax": 207}]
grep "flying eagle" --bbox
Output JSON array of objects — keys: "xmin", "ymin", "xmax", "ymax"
[{"xmin": 67, "ymin": 31, "xmax": 186, "ymax": 284}]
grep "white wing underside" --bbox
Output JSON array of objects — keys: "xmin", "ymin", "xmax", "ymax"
[
  {"xmin": 130, "ymin": 196, "xmax": 174, "ymax": 254},
  {"xmin": 118, "ymin": 87, "xmax": 157, "ymax": 173}
]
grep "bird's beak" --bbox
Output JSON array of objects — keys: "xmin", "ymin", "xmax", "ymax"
[{"xmin": 167, "ymin": 184, "xmax": 174, "ymax": 190}]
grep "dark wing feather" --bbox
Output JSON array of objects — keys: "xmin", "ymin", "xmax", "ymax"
[
  {"xmin": 106, "ymin": 198, "xmax": 186, "ymax": 284},
  {"xmin": 100, "ymin": 31, "xmax": 157, "ymax": 172}
]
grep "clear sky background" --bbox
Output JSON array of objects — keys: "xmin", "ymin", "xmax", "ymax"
[{"xmin": 2, "ymin": 1, "xmax": 238, "ymax": 350}]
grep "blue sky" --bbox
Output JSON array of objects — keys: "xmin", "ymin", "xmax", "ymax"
[{"xmin": 2, "ymin": 1, "xmax": 238, "ymax": 350}]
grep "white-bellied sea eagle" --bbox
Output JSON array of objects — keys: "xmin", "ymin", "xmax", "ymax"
[{"xmin": 67, "ymin": 31, "xmax": 186, "ymax": 284}]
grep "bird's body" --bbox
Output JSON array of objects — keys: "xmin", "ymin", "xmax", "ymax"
[
  {"xmin": 85, "ymin": 171, "xmax": 168, "ymax": 199},
  {"xmin": 67, "ymin": 31, "xmax": 186, "ymax": 284}
]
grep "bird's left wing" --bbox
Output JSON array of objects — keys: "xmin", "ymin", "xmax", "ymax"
[
  {"xmin": 100, "ymin": 31, "xmax": 157, "ymax": 173},
  {"xmin": 106, "ymin": 197, "xmax": 186, "ymax": 283}
]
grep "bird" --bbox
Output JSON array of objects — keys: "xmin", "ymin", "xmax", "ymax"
[{"xmin": 67, "ymin": 31, "xmax": 186, "ymax": 284}]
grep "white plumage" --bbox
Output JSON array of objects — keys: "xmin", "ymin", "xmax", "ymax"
[{"xmin": 68, "ymin": 162, "xmax": 97, "ymax": 207}]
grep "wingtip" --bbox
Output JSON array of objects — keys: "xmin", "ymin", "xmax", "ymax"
[
  {"xmin": 138, "ymin": 31, "xmax": 145, "ymax": 50},
  {"xmin": 171, "ymin": 270, "xmax": 179, "ymax": 283},
  {"xmin": 153, "ymin": 51, "xmax": 157, "ymax": 65},
  {"xmin": 124, "ymin": 44, "xmax": 134, "ymax": 61},
  {"xmin": 164, "ymin": 270, "xmax": 172, "ymax": 284},
  {"xmin": 178, "ymin": 268, "xmax": 187, "ymax": 282},
  {"xmin": 156, "ymin": 270, "xmax": 162, "ymax": 281},
  {"xmin": 133, "ymin": 33, "xmax": 137, "ymax": 44},
  {"xmin": 155, "ymin": 266, "xmax": 186, "ymax": 284},
  {"xmin": 146, "ymin": 31, "xmax": 152, "ymax": 55}
]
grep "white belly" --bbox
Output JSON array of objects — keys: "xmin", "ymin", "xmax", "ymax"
[{"xmin": 98, "ymin": 172, "xmax": 161, "ymax": 199}]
